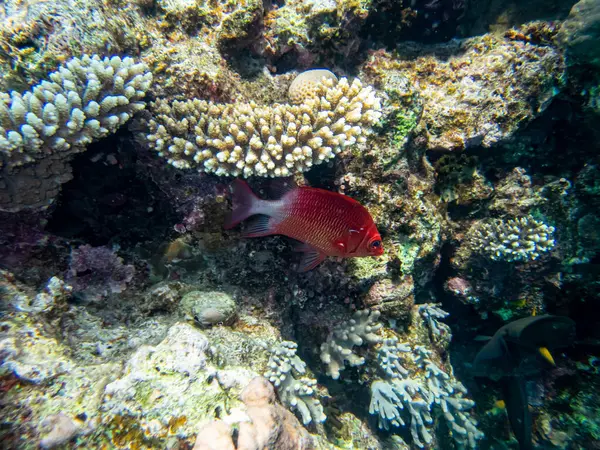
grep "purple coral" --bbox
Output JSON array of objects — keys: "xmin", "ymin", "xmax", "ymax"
[{"xmin": 67, "ymin": 245, "xmax": 134, "ymax": 300}]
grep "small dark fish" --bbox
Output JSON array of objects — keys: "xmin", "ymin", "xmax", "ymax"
[
  {"xmin": 473, "ymin": 315, "xmax": 575, "ymax": 450},
  {"xmin": 473, "ymin": 315, "xmax": 575, "ymax": 380}
]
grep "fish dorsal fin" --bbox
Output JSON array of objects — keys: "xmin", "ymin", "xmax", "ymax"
[
  {"xmin": 242, "ymin": 215, "xmax": 275, "ymax": 238},
  {"xmin": 297, "ymin": 250, "xmax": 326, "ymax": 272}
]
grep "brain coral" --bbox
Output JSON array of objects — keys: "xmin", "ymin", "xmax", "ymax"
[
  {"xmin": 141, "ymin": 73, "xmax": 382, "ymax": 178},
  {"xmin": 288, "ymin": 69, "xmax": 338, "ymax": 104}
]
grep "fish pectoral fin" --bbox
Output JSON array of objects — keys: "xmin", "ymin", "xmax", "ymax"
[
  {"xmin": 538, "ymin": 346, "xmax": 555, "ymax": 365},
  {"xmin": 242, "ymin": 215, "xmax": 274, "ymax": 238},
  {"xmin": 297, "ymin": 250, "xmax": 326, "ymax": 272}
]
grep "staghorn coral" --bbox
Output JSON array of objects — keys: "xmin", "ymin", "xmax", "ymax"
[
  {"xmin": 141, "ymin": 74, "xmax": 382, "ymax": 178},
  {"xmin": 320, "ymin": 309, "xmax": 382, "ymax": 380},
  {"xmin": 0, "ymin": 55, "xmax": 152, "ymax": 212},
  {"xmin": 469, "ymin": 215, "xmax": 556, "ymax": 262},
  {"xmin": 369, "ymin": 339, "xmax": 483, "ymax": 449},
  {"xmin": 264, "ymin": 340, "xmax": 326, "ymax": 425}
]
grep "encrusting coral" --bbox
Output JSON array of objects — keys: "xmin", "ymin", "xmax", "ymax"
[
  {"xmin": 264, "ymin": 341, "xmax": 326, "ymax": 425},
  {"xmin": 0, "ymin": 55, "xmax": 152, "ymax": 211},
  {"xmin": 469, "ymin": 215, "xmax": 556, "ymax": 262},
  {"xmin": 141, "ymin": 71, "xmax": 382, "ymax": 178},
  {"xmin": 320, "ymin": 309, "xmax": 382, "ymax": 379}
]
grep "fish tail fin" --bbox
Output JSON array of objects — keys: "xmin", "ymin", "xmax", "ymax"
[{"xmin": 224, "ymin": 179, "xmax": 262, "ymax": 229}]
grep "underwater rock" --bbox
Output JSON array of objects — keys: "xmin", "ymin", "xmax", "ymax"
[
  {"xmin": 139, "ymin": 281, "xmax": 190, "ymax": 316},
  {"xmin": 364, "ymin": 26, "xmax": 565, "ymax": 151},
  {"xmin": 179, "ymin": 290, "xmax": 237, "ymax": 327},
  {"xmin": 39, "ymin": 413, "xmax": 81, "ymax": 449},
  {"xmin": 101, "ymin": 322, "xmax": 236, "ymax": 441},
  {"xmin": 558, "ymin": 0, "xmax": 600, "ymax": 67},
  {"xmin": 261, "ymin": 0, "xmax": 370, "ymax": 67},
  {"xmin": 363, "ymin": 277, "xmax": 415, "ymax": 320},
  {"xmin": 195, "ymin": 376, "xmax": 314, "ymax": 450}
]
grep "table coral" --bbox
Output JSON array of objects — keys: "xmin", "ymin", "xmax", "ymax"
[
  {"xmin": 141, "ymin": 73, "xmax": 382, "ymax": 177},
  {"xmin": 0, "ymin": 55, "xmax": 152, "ymax": 212}
]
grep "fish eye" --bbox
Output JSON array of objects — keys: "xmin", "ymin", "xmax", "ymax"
[{"xmin": 370, "ymin": 240, "xmax": 381, "ymax": 249}]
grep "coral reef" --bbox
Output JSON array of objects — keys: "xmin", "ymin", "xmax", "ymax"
[
  {"xmin": 363, "ymin": 26, "xmax": 565, "ymax": 151},
  {"xmin": 369, "ymin": 317, "xmax": 483, "ymax": 449},
  {"xmin": 1, "ymin": 0, "xmax": 599, "ymax": 449},
  {"xmin": 468, "ymin": 215, "xmax": 556, "ymax": 262},
  {"xmin": 264, "ymin": 341, "xmax": 326, "ymax": 425},
  {"xmin": 141, "ymin": 74, "xmax": 382, "ymax": 177},
  {"xmin": 320, "ymin": 309, "xmax": 382, "ymax": 380},
  {"xmin": 0, "ymin": 55, "xmax": 152, "ymax": 211}
]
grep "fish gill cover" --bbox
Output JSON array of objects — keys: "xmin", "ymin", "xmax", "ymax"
[{"xmin": 0, "ymin": 1, "xmax": 599, "ymax": 450}]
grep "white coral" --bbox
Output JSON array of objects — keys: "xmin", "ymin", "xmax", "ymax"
[{"xmin": 143, "ymin": 74, "xmax": 382, "ymax": 177}]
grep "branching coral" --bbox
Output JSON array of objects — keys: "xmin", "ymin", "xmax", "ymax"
[
  {"xmin": 141, "ymin": 73, "xmax": 382, "ymax": 177},
  {"xmin": 369, "ymin": 339, "xmax": 483, "ymax": 449},
  {"xmin": 0, "ymin": 55, "xmax": 152, "ymax": 211},
  {"xmin": 470, "ymin": 215, "xmax": 556, "ymax": 262},
  {"xmin": 264, "ymin": 341, "xmax": 326, "ymax": 425},
  {"xmin": 320, "ymin": 309, "xmax": 382, "ymax": 379},
  {"xmin": 418, "ymin": 303, "xmax": 451, "ymax": 338}
]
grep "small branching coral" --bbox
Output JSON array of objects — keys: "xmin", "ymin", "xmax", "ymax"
[
  {"xmin": 369, "ymin": 339, "xmax": 483, "ymax": 449},
  {"xmin": 469, "ymin": 215, "xmax": 556, "ymax": 262},
  {"xmin": 0, "ymin": 55, "xmax": 152, "ymax": 211},
  {"xmin": 264, "ymin": 341, "xmax": 326, "ymax": 425},
  {"xmin": 141, "ymin": 71, "xmax": 382, "ymax": 178},
  {"xmin": 418, "ymin": 303, "xmax": 451, "ymax": 339},
  {"xmin": 320, "ymin": 309, "xmax": 382, "ymax": 379}
]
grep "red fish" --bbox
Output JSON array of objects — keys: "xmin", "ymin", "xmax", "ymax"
[{"xmin": 224, "ymin": 180, "xmax": 384, "ymax": 271}]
